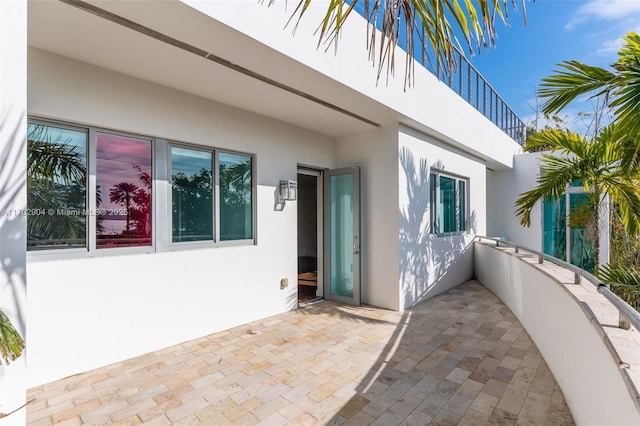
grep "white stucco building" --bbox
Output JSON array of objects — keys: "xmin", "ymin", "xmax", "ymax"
[{"xmin": 0, "ymin": 1, "xmax": 618, "ymax": 423}]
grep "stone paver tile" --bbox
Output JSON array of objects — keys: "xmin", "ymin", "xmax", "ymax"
[
  {"xmin": 482, "ymin": 378, "xmax": 508, "ymax": 399},
  {"xmin": 400, "ymin": 410, "xmax": 433, "ymax": 426},
  {"xmin": 223, "ymin": 397, "xmax": 262, "ymax": 422},
  {"xmin": 471, "ymin": 391, "xmax": 500, "ymax": 416},
  {"xmin": 27, "ymin": 399, "xmax": 75, "ymax": 423},
  {"xmin": 415, "ymin": 392, "xmax": 449, "ymax": 417},
  {"xmin": 256, "ymin": 411, "xmax": 289, "ymax": 426},
  {"xmin": 165, "ymin": 397, "xmax": 210, "ymax": 423},
  {"xmin": 371, "ymin": 410, "xmax": 405, "ymax": 426},
  {"xmin": 445, "ymin": 367, "xmax": 470, "ymax": 384},
  {"xmin": 489, "ymin": 407, "xmax": 519, "ymax": 424},
  {"xmin": 308, "ymin": 381, "xmax": 341, "ymax": 403},
  {"xmin": 139, "ymin": 414, "xmax": 172, "ymax": 425},
  {"xmin": 458, "ymin": 407, "xmax": 490, "ymax": 425},
  {"xmin": 279, "ymin": 395, "xmax": 315, "ymax": 421},
  {"xmin": 79, "ymin": 400, "xmax": 129, "ymax": 424},
  {"xmin": 290, "ymin": 411, "xmax": 319, "ymax": 425},
  {"xmin": 336, "ymin": 394, "xmax": 370, "ymax": 419},
  {"xmin": 496, "ymin": 386, "xmax": 528, "ymax": 415},
  {"xmin": 431, "ymin": 407, "xmax": 464, "ymax": 425}
]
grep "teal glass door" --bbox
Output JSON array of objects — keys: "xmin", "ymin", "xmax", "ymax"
[{"xmin": 324, "ymin": 167, "xmax": 361, "ymax": 305}]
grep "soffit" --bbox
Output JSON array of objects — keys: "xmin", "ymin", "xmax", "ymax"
[{"xmin": 27, "ymin": 0, "xmax": 398, "ymax": 138}]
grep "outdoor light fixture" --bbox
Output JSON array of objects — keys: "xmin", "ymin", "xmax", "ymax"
[
  {"xmin": 274, "ymin": 180, "xmax": 298, "ymax": 211},
  {"xmin": 279, "ymin": 180, "xmax": 298, "ymax": 201}
]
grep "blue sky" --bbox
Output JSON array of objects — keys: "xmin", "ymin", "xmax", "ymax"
[{"xmin": 466, "ymin": 0, "xmax": 640, "ymax": 131}]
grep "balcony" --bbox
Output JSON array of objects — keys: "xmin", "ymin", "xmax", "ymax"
[
  {"xmin": 25, "ymin": 239, "xmax": 640, "ymax": 424},
  {"xmin": 349, "ymin": 3, "xmax": 527, "ymax": 145}
]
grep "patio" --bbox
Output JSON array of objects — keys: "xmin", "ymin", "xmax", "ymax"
[{"xmin": 26, "ymin": 280, "xmax": 573, "ymax": 425}]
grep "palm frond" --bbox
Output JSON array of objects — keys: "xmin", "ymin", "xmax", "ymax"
[
  {"xmin": 279, "ymin": 0, "xmax": 526, "ymax": 85},
  {"xmin": 514, "ymin": 153, "xmax": 582, "ymax": 227},
  {"xmin": 597, "ymin": 264, "xmax": 640, "ymax": 310},
  {"xmin": 539, "ymin": 61, "xmax": 616, "ymax": 116},
  {"xmin": 0, "ymin": 310, "xmax": 24, "ymax": 366}
]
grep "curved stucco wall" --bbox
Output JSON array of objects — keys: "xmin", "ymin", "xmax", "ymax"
[{"xmin": 474, "ymin": 241, "xmax": 640, "ymax": 425}]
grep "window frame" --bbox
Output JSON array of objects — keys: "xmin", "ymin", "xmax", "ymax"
[
  {"xmin": 168, "ymin": 141, "xmax": 216, "ymax": 249},
  {"xmin": 27, "ymin": 117, "xmax": 257, "ymax": 260},
  {"xmin": 26, "ymin": 118, "xmax": 90, "ymax": 254},
  {"xmin": 91, "ymin": 127, "xmax": 156, "ymax": 255},
  {"xmin": 216, "ymin": 149, "xmax": 255, "ymax": 246},
  {"xmin": 430, "ymin": 169, "xmax": 469, "ymax": 236}
]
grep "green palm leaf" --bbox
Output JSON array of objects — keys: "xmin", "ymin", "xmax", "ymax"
[
  {"xmin": 276, "ymin": 0, "xmax": 526, "ymax": 84},
  {"xmin": 0, "ymin": 310, "xmax": 25, "ymax": 366},
  {"xmin": 538, "ymin": 32, "xmax": 640, "ymax": 170}
]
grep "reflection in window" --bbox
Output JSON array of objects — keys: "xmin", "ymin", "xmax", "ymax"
[
  {"xmin": 96, "ymin": 133, "xmax": 152, "ymax": 248},
  {"xmin": 543, "ymin": 193, "xmax": 596, "ymax": 272},
  {"xmin": 219, "ymin": 152, "xmax": 253, "ymax": 241},
  {"xmin": 543, "ymin": 195, "xmax": 566, "ymax": 260},
  {"xmin": 430, "ymin": 171, "xmax": 467, "ymax": 235},
  {"xmin": 27, "ymin": 123, "xmax": 87, "ymax": 250},
  {"xmin": 171, "ymin": 147, "xmax": 213, "ymax": 242},
  {"xmin": 440, "ymin": 176, "xmax": 456, "ymax": 233}
]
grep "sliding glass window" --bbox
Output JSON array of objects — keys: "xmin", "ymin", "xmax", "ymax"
[
  {"xmin": 171, "ymin": 147, "xmax": 213, "ymax": 242},
  {"xmin": 96, "ymin": 132, "xmax": 153, "ymax": 249},
  {"xmin": 26, "ymin": 122, "xmax": 87, "ymax": 250},
  {"xmin": 219, "ymin": 152, "xmax": 253, "ymax": 241}
]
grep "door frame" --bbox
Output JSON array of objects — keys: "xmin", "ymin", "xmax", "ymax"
[
  {"xmin": 324, "ymin": 166, "xmax": 361, "ymax": 306},
  {"xmin": 297, "ymin": 167, "xmax": 324, "ymax": 300}
]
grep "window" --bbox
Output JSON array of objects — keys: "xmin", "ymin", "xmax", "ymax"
[
  {"xmin": 430, "ymin": 171, "xmax": 467, "ymax": 234},
  {"xmin": 96, "ymin": 132, "xmax": 153, "ymax": 248},
  {"xmin": 27, "ymin": 118, "xmax": 255, "ymax": 254},
  {"xmin": 171, "ymin": 147, "xmax": 213, "ymax": 242},
  {"xmin": 27, "ymin": 122, "xmax": 87, "ymax": 250},
  {"xmin": 219, "ymin": 152, "xmax": 253, "ymax": 241},
  {"xmin": 543, "ymin": 191, "xmax": 595, "ymax": 272}
]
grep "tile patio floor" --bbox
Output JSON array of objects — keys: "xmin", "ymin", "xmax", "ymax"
[{"xmin": 27, "ymin": 280, "xmax": 574, "ymax": 425}]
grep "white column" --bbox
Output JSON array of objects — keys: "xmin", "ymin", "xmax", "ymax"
[{"xmin": 0, "ymin": 0, "xmax": 27, "ymax": 424}]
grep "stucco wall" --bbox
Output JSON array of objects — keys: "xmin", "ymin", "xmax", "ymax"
[
  {"xmin": 26, "ymin": 49, "xmax": 337, "ymax": 386},
  {"xmin": 0, "ymin": 1, "xmax": 27, "ymax": 423},
  {"xmin": 336, "ymin": 126, "xmax": 401, "ymax": 311},
  {"xmin": 398, "ymin": 127, "xmax": 484, "ymax": 309},
  {"xmin": 475, "ymin": 242, "xmax": 640, "ymax": 425},
  {"xmin": 487, "ymin": 152, "xmax": 542, "ymax": 248}
]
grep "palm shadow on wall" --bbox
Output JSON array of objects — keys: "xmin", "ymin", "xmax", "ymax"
[
  {"xmin": 0, "ymin": 111, "xmax": 27, "ymax": 365},
  {"xmin": 398, "ymin": 148, "xmax": 474, "ymax": 308}
]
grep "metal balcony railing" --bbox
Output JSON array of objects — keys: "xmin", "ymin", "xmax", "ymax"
[
  {"xmin": 423, "ymin": 48, "xmax": 527, "ymax": 145},
  {"xmin": 349, "ymin": 3, "xmax": 527, "ymax": 145}
]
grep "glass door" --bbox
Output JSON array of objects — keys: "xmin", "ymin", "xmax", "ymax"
[{"xmin": 324, "ymin": 167, "xmax": 360, "ymax": 305}]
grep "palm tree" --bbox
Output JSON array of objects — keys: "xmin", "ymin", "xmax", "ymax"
[
  {"xmin": 538, "ymin": 32, "xmax": 640, "ymax": 171},
  {"xmin": 109, "ymin": 182, "xmax": 140, "ymax": 233},
  {"xmin": 275, "ymin": 0, "xmax": 528, "ymax": 84},
  {"xmin": 514, "ymin": 125, "xmax": 640, "ymax": 268}
]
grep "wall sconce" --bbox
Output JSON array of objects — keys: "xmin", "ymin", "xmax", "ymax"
[
  {"xmin": 279, "ymin": 180, "xmax": 298, "ymax": 201},
  {"xmin": 274, "ymin": 180, "xmax": 298, "ymax": 211}
]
